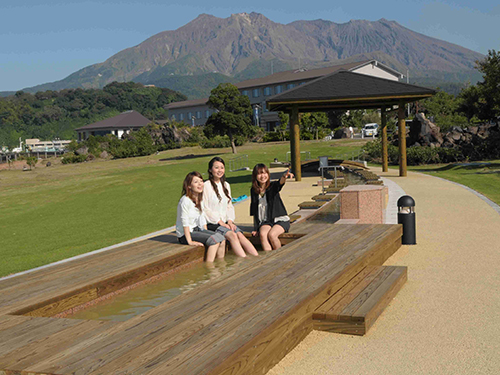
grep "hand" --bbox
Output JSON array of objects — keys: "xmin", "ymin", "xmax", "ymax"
[
  {"xmin": 218, "ymin": 221, "xmax": 231, "ymax": 229},
  {"xmin": 283, "ymin": 169, "xmax": 294, "ymax": 179},
  {"xmin": 189, "ymin": 241, "xmax": 204, "ymax": 247},
  {"xmin": 251, "ymin": 231, "xmax": 258, "ymax": 237},
  {"xmin": 227, "ymin": 221, "xmax": 237, "ymax": 231}
]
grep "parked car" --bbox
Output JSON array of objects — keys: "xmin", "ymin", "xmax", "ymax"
[{"xmin": 362, "ymin": 123, "xmax": 379, "ymax": 137}]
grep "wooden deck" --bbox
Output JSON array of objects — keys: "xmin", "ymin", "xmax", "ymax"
[{"xmin": 0, "ymin": 212, "xmax": 403, "ymax": 374}]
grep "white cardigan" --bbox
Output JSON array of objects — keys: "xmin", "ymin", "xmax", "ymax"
[
  {"xmin": 176, "ymin": 195, "xmax": 207, "ymax": 237},
  {"xmin": 202, "ymin": 180, "xmax": 235, "ymax": 224}
]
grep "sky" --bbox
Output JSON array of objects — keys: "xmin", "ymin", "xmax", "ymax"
[{"xmin": 1, "ymin": 0, "xmax": 499, "ymax": 92}]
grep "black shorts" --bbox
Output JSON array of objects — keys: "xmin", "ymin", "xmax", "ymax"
[{"xmin": 258, "ymin": 220, "xmax": 290, "ymax": 233}]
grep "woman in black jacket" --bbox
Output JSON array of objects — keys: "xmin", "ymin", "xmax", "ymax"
[{"xmin": 250, "ymin": 164, "xmax": 293, "ymax": 251}]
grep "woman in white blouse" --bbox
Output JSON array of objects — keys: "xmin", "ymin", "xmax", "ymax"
[
  {"xmin": 202, "ymin": 157, "xmax": 258, "ymax": 257},
  {"xmin": 176, "ymin": 171, "xmax": 226, "ymax": 262}
]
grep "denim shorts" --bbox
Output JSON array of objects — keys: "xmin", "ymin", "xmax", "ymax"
[
  {"xmin": 178, "ymin": 227, "xmax": 225, "ymax": 246},
  {"xmin": 207, "ymin": 223, "xmax": 243, "ymax": 236}
]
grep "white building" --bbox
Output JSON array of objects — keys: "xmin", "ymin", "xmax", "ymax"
[{"xmin": 165, "ymin": 60, "xmax": 404, "ymax": 130}]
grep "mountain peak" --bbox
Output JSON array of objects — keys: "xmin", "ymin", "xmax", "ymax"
[{"xmin": 18, "ymin": 12, "xmax": 484, "ymax": 94}]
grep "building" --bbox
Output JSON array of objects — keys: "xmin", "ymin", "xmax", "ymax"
[
  {"xmin": 165, "ymin": 60, "xmax": 404, "ymax": 130},
  {"xmin": 25, "ymin": 139, "xmax": 72, "ymax": 152},
  {"xmin": 75, "ymin": 110, "xmax": 152, "ymax": 141}
]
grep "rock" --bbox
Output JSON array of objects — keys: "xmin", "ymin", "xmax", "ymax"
[
  {"xmin": 147, "ymin": 124, "xmax": 191, "ymax": 145},
  {"xmin": 410, "ymin": 113, "xmax": 443, "ymax": 146},
  {"xmin": 334, "ymin": 128, "xmax": 350, "ymax": 139},
  {"xmin": 99, "ymin": 151, "xmax": 108, "ymax": 159},
  {"xmin": 87, "ymin": 154, "xmax": 95, "ymax": 161},
  {"xmin": 23, "ymin": 165, "xmax": 29, "ymax": 171},
  {"xmin": 451, "ymin": 132, "xmax": 461, "ymax": 141},
  {"xmin": 75, "ymin": 146, "xmax": 88, "ymax": 156},
  {"xmin": 450, "ymin": 126, "xmax": 463, "ymax": 133},
  {"xmin": 468, "ymin": 126, "xmax": 478, "ymax": 135},
  {"xmin": 46, "ymin": 161, "xmax": 51, "ymax": 167}
]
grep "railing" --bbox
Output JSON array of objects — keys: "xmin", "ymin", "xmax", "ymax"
[
  {"xmin": 286, "ymin": 151, "xmax": 311, "ymax": 163},
  {"xmin": 340, "ymin": 149, "xmax": 367, "ymax": 163},
  {"xmin": 0, "ymin": 150, "xmax": 65, "ymax": 164},
  {"xmin": 228, "ymin": 154, "xmax": 249, "ymax": 172}
]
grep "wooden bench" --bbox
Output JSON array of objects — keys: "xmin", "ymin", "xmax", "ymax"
[
  {"xmin": 0, "ymin": 224, "xmax": 403, "ymax": 375},
  {"xmin": 298, "ymin": 201, "xmax": 326, "ymax": 209},
  {"xmin": 313, "ymin": 265, "xmax": 407, "ymax": 335},
  {"xmin": 311, "ymin": 194, "xmax": 335, "ymax": 201}
]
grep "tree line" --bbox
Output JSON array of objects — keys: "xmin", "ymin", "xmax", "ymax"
[{"xmin": 0, "ymin": 82, "xmax": 186, "ymax": 149}]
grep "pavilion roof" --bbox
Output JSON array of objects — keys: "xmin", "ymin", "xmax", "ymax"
[{"xmin": 267, "ymin": 70, "xmax": 436, "ymax": 112}]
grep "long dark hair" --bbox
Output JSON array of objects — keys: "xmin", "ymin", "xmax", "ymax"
[
  {"xmin": 252, "ymin": 163, "xmax": 270, "ymax": 194},
  {"xmin": 208, "ymin": 157, "xmax": 231, "ymax": 201},
  {"xmin": 182, "ymin": 171, "xmax": 203, "ymax": 211}
]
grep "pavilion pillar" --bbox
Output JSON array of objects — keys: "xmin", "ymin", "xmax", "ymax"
[
  {"xmin": 290, "ymin": 105, "xmax": 301, "ymax": 181},
  {"xmin": 381, "ymin": 106, "xmax": 388, "ymax": 172},
  {"xmin": 398, "ymin": 104, "xmax": 407, "ymax": 177}
]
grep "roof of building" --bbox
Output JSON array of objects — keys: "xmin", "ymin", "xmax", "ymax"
[
  {"xmin": 165, "ymin": 60, "xmax": 403, "ymax": 111},
  {"xmin": 165, "ymin": 98, "xmax": 209, "ymax": 110},
  {"xmin": 267, "ymin": 70, "xmax": 435, "ymax": 112},
  {"xmin": 235, "ymin": 60, "xmax": 399, "ymax": 89},
  {"xmin": 75, "ymin": 111, "xmax": 151, "ymax": 131}
]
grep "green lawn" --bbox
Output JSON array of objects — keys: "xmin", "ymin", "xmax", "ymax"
[
  {"xmin": 408, "ymin": 161, "xmax": 500, "ymax": 206},
  {"xmin": 0, "ymin": 139, "xmax": 367, "ymax": 277}
]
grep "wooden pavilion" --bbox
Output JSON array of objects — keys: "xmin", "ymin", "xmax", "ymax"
[{"xmin": 267, "ymin": 70, "xmax": 436, "ymax": 180}]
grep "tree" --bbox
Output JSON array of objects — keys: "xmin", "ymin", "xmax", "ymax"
[
  {"xmin": 205, "ymin": 83, "xmax": 253, "ymax": 153},
  {"xmin": 300, "ymin": 112, "xmax": 329, "ymax": 140},
  {"xmin": 420, "ymin": 89, "xmax": 468, "ymax": 131},
  {"xmin": 459, "ymin": 50, "xmax": 500, "ymax": 122},
  {"xmin": 25, "ymin": 156, "xmax": 38, "ymax": 170}
]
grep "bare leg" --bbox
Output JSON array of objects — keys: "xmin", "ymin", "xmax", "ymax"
[
  {"xmin": 216, "ymin": 240, "xmax": 226, "ymax": 259},
  {"xmin": 206, "ymin": 244, "xmax": 220, "ymax": 262},
  {"xmin": 259, "ymin": 225, "xmax": 272, "ymax": 251},
  {"xmin": 268, "ymin": 224, "xmax": 285, "ymax": 250},
  {"xmin": 225, "ymin": 232, "xmax": 247, "ymax": 257},
  {"xmin": 237, "ymin": 232, "xmax": 259, "ymax": 256}
]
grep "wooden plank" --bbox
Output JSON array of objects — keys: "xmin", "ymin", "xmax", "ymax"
[
  {"xmin": 298, "ymin": 201, "xmax": 325, "ymax": 209},
  {"xmin": 27, "ymin": 225, "xmax": 360, "ymax": 374},
  {"xmin": 145, "ymin": 226, "xmax": 400, "ymax": 374},
  {"xmin": 356, "ymin": 266, "xmax": 407, "ymax": 331},
  {"xmin": 1, "ymin": 224, "xmax": 403, "ymax": 375},
  {"xmin": 3, "ymin": 245, "xmax": 204, "ymax": 317},
  {"xmin": 313, "ymin": 266, "xmax": 407, "ymax": 336},
  {"xmin": 0, "ymin": 320, "xmax": 114, "ymax": 371},
  {"xmin": 312, "ymin": 266, "xmax": 379, "ymax": 320}
]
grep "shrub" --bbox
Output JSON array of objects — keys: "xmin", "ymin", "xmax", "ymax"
[{"xmin": 61, "ymin": 153, "xmax": 88, "ymax": 164}]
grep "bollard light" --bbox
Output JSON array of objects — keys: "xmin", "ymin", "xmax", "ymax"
[{"xmin": 397, "ymin": 195, "xmax": 416, "ymax": 245}]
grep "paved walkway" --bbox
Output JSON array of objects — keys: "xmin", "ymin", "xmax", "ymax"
[{"xmin": 268, "ymin": 167, "xmax": 500, "ymax": 375}]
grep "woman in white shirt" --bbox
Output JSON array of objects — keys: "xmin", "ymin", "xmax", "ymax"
[
  {"xmin": 202, "ymin": 157, "xmax": 258, "ymax": 257},
  {"xmin": 176, "ymin": 171, "xmax": 226, "ymax": 262}
]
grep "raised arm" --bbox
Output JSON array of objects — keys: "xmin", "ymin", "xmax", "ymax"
[{"xmin": 279, "ymin": 168, "xmax": 294, "ymax": 185}]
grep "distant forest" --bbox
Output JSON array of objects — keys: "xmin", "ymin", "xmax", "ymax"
[{"xmin": 0, "ymin": 82, "xmax": 186, "ymax": 148}]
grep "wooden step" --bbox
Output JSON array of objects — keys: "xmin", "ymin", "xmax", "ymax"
[
  {"xmin": 325, "ymin": 187, "xmax": 344, "ymax": 193},
  {"xmin": 311, "ymin": 194, "xmax": 335, "ymax": 202},
  {"xmin": 313, "ymin": 265, "xmax": 407, "ymax": 336},
  {"xmin": 298, "ymin": 201, "xmax": 326, "ymax": 209},
  {"xmin": 366, "ymin": 180, "xmax": 383, "ymax": 185}
]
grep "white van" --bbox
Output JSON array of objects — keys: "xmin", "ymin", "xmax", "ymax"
[{"xmin": 362, "ymin": 123, "xmax": 379, "ymax": 137}]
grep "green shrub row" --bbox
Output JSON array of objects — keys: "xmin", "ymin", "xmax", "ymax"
[{"xmin": 364, "ymin": 130, "xmax": 500, "ymax": 165}]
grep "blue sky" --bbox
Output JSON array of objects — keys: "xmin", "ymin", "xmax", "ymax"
[{"xmin": 1, "ymin": 0, "xmax": 499, "ymax": 91}]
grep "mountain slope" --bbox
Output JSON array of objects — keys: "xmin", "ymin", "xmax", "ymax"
[{"xmin": 12, "ymin": 12, "xmax": 484, "ymax": 97}]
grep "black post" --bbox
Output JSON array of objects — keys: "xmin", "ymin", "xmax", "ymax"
[{"xmin": 397, "ymin": 195, "xmax": 416, "ymax": 245}]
